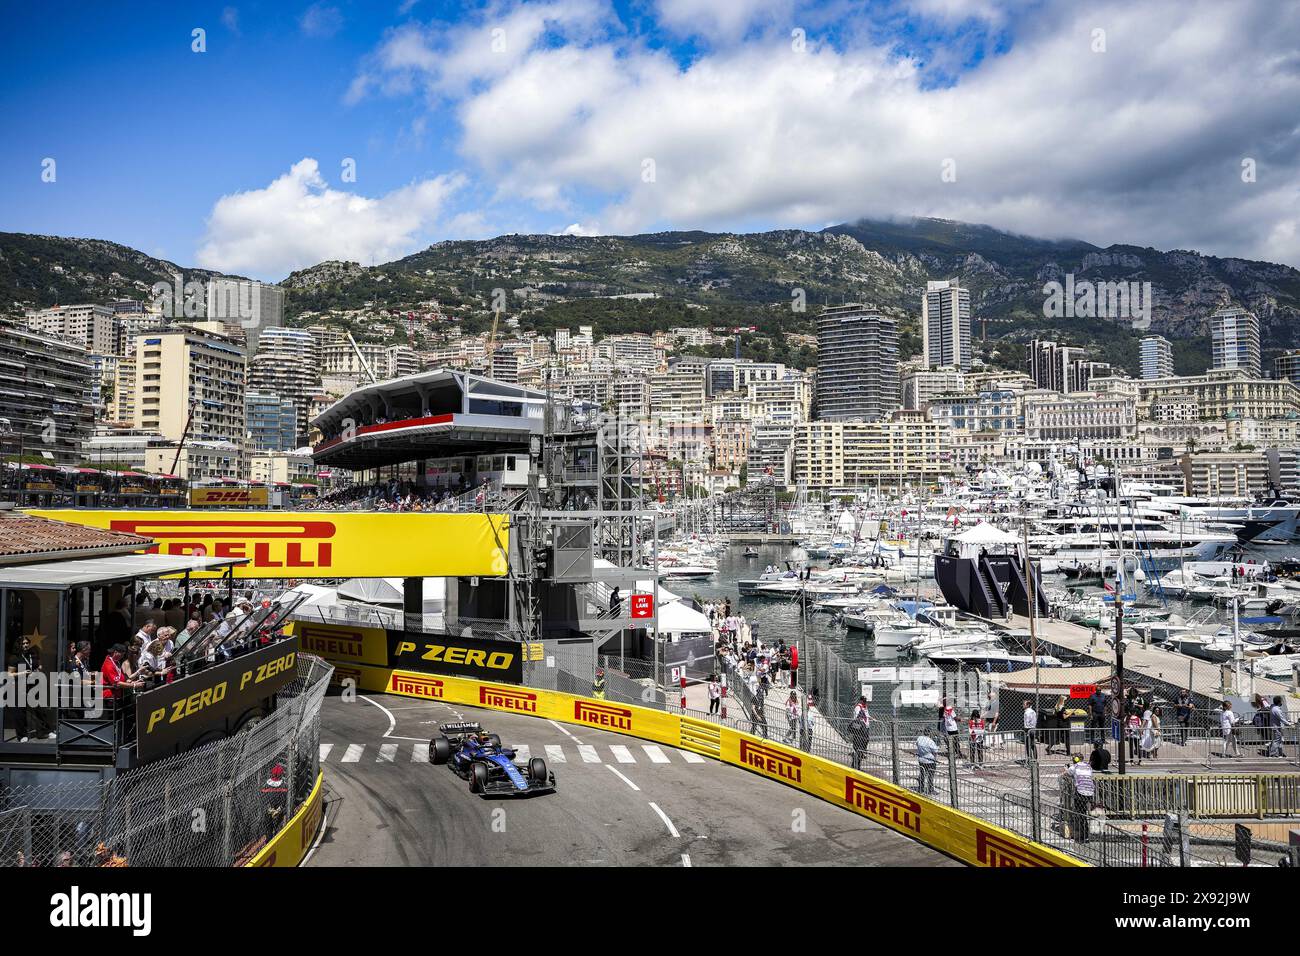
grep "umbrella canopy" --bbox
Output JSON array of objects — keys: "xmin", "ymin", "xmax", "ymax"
[
  {"xmin": 953, "ymin": 522, "xmax": 1020, "ymax": 546},
  {"xmin": 336, "ymin": 577, "xmax": 446, "ymax": 607}
]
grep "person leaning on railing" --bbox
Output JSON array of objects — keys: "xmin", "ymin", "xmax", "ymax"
[
  {"xmin": 139, "ymin": 628, "xmax": 177, "ymax": 684},
  {"xmin": 1060, "ymin": 754, "xmax": 1096, "ymax": 843},
  {"xmin": 101, "ymin": 644, "xmax": 144, "ymax": 711}
]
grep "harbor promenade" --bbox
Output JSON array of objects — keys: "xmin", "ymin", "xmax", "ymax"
[{"xmin": 1001, "ymin": 612, "xmax": 1296, "ymax": 706}]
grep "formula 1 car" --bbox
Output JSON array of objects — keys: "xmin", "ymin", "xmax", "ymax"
[{"xmin": 431, "ymin": 722, "xmax": 556, "ymax": 796}]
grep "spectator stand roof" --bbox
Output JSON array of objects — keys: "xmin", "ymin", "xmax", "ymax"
[{"xmin": 311, "ymin": 369, "xmax": 547, "ymax": 470}]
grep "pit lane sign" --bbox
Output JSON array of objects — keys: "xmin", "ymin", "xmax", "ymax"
[{"xmin": 630, "ymin": 594, "xmax": 654, "ymax": 619}]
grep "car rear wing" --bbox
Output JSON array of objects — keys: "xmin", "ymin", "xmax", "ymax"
[{"xmin": 439, "ymin": 722, "xmax": 484, "ymax": 734}]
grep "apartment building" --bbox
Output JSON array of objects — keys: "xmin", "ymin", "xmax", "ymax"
[
  {"xmin": 1209, "ymin": 306, "xmax": 1261, "ymax": 376},
  {"xmin": 610, "ymin": 377, "xmax": 649, "ymax": 417},
  {"xmin": 133, "ymin": 326, "xmax": 246, "ymax": 445},
  {"xmin": 1181, "ymin": 451, "xmax": 1270, "ymax": 498},
  {"xmin": 793, "ymin": 411, "xmax": 951, "ymax": 491},
  {"xmin": 1131, "ymin": 369, "xmax": 1299, "ymax": 420},
  {"xmin": 145, "ymin": 440, "xmax": 244, "ymax": 482},
  {"xmin": 901, "ymin": 365, "xmax": 967, "ymax": 410},
  {"xmin": 26, "ymin": 303, "xmax": 117, "ymax": 353},
  {"xmin": 815, "ymin": 304, "xmax": 899, "ymax": 422},
  {"xmin": 922, "ymin": 280, "xmax": 972, "ymax": 371},
  {"xmin": 0, "ymin": 321, "xmax": 95, "ymax": 464},
  {"xmin": 649, "ymin": 370, "xmax": 706, "ymax": 423},
  {"xmin": 746, "ymin": 422, "xmax": 795, "ymax": 487},
  {"xmin": 246, "ymin": 390, "xmax": 300, "ymax": 452},
  {"xmin": 748, "ymin": 375, "xmax": 812, "ymax": 424},
  {"xmin": 1139, "ymin": 335, "xmax": 1174, "ymax": 379}
]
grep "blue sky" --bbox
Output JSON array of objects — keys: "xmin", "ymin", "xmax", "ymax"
[{"xmin": 1, "ymin": 1, "xmax": 1297, "ymax": 280}]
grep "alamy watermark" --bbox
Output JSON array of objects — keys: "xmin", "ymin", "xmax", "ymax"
[
  {"xmin": 1042, "ymin": 274, "xmax": 1152, "ymax": 329},
  {"xmin": 1, "ymin": 671, "xmax": 105, "ymax": 718},
  {"xmin": 151, "ymin": 271, "xmax": 267, "ymax": 328}
]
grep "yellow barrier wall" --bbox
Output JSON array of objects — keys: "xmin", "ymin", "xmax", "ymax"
[
  {"xmin": 328, "ymin": 658, "xmax": 1085, "ymax": 868},
  {"xmin": 31, "ymin": 510, "xmax": 510, "ymax": 578},
  {"xmin": 245, "ymin": 771, "xmax": 325, "ymax": 867}
]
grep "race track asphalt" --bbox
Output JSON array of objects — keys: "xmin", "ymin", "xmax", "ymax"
[{"xmin": 307, "ymin": 690, "xmax": 960, "ymax": 867}]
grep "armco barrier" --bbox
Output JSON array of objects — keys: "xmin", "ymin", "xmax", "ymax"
[
  {"xmin": 337, "ymin": 661, "xmax": 1085, "ymax": 868},
  {"xmin": 245, "ymin": 772, "xmax": 326, "ymax": 868}
]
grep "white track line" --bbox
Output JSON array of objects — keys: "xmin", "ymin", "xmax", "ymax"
[
  {"xmin": 606, "ymin": 765, "xmax": 641, "ymax": 791},
  {"xmin": 648, "ymin": 802, "xmax": 680, "ymax": 838},
  {"xmin": 642, "ymin": 745, "xmax": 670, "ymax": 763},
  {"xmin": 411, "ymin": 742, "xmax": 430, "ymax": 763},
  {"xmin": 319, "ymin": 743, "xmax": 334, "ymax": 762},
  {"xmin": 513, "ymin": 744, "xmax": 530, "ymax": 762},
  {"xmin": 360, "ymin": 695, "xmax": 428, "ymax": 742},
  {"xmin": 376, "ymin": 743, "xmax": 398, "ymax": 762},
  {"xmin": 609, "ymin": 744, "xmax": 636, "ymax": 763},
  {"xmin": 676, "ymin": 748, "xmax": 707, "ymax": 763},
  {"xmin": 544, "ymin": 744, "xmax": 567, "ymax": 763},
  {"xmin": 300, "ymin": 805, "xmax": 329, "ymax": 867},
  {"xmin": 577, "ymin": 744, "xmax": 600, "ymax": 763},
  {"xmin": 548, "ymin": 719, "xmax": 583, "ymax": 743},
  {"xmin": 340, "ymin": 743, "xmax": 364, "ymax": 763},
  {"xmin": 681, "ymin": 854, "xmax": 692, "ymax": 867}
]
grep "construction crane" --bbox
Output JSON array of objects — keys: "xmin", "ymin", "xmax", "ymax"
[
  {"xmin": 483, "ymin": 308, "xmax": 503, "ymax": 375},
  {"xmin": 346, "ymin": 331, "xmax": 378, "ymax": 385}
]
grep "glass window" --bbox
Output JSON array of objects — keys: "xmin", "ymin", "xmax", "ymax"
[{"xmin": 2, "ymin": 589, "xmax": 60, "ymax": 743}]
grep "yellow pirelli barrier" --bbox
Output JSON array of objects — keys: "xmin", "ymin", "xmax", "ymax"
[
  {"xmin": 245, "ymin": 771, "xmax": 325, "ymax": 867},
  {"xmin": 327, "ymin": 658, "xmax": 1085, "ymax": 868},
  {"xmin": 30, "ymin": 510, "xmax": 511, "ymax": 579}
]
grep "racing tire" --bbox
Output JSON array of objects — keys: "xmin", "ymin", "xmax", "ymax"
[
  {"xmin": 528, "ymin": 757, "xmax": 548, "ymax": 783},
  {"xmin": 432, "ymin": 736, "xmax": 452, "ymax": 765},
  {"xmin": 470, "ymin": 762, "xmax": 489, "ymax": 794},
  {"xmin": 485, "ymin": 734, "xmax": 502, "ymax": 749}
]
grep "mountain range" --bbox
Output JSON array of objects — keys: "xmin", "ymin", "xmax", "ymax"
[{"xmin": 4, "ymin": 218, "xmax": 1299, "ymax": 375}]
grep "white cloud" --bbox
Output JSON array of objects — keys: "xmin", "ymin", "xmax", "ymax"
[
  {"xmin": 196, "ymin": 159, "xmax": 464, "ymax": 279},
  {"xmin": 300, "ymin": 3, "xmax": 344, "ymax": 38},
  {"xmin": 558, "ymin": 221, "xmax": 602, "ymax": 236},
  {"xmin": 220, "ymin": 6, "xmax": 241, "ymax": 35},
  {"xmin": 349, "ymin": 0, "xmax": 1300, "ymax": 267},
  {"xmin": 654, "ymin": 0, "xmax": 794, "ymax": 42},
  {"xmin": 346, "ymin": 0, "xmax": 609, "ymax": 104}
]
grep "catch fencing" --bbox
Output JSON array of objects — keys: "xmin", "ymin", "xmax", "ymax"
[
  {"xmin": 0, "ymin": 654, "xmax": 332, "ymax": 868},
  {"xmin": 535, "ymin": 646, "xmax": 1298, "ymax": 867}
]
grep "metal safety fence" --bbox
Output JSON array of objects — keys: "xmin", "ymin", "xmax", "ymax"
[
  {"xmin": 522, "ymin": 642, "xmax": 1299, "ymax": 867},
  {"xmin": 0, "ymin": 654, "xmax": 332, "ymax": 868}
]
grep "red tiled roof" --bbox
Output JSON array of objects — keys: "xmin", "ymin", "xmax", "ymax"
[{"xmin": 0, "ymin": 511, "xmax": 152, "ymax": 562}]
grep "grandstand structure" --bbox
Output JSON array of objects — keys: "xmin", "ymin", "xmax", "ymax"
[{"xmin": 310, "ymin": 368, "xmax": 655, "ymax": 649}]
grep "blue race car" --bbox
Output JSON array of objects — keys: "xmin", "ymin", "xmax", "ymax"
[{"xmin": 431, "ymin": 722, "xmax": 556, "ymax": 796}]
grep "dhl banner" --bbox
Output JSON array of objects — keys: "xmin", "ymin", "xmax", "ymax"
[
  {"xmin": 191, "ymin": 487, "xmax": 269, "ymax": 507},
  {"xmin": 31, "ymin": 510, "xmax": 511, "ymax": 579},
  {"xmin": 246, "ymin": 771, "xmax": 325, "ymax": 867},
  {"xmin": 330, "ymin": 661, "xmax": 1085, "ymax": 868}
]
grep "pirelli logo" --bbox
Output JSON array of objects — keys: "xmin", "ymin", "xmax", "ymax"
[
  {"xmin": 329, "ymin": 666, "xmax": 361, "ymax": 688},
  {"xmin": 975, "ymin": 828, "xmax": 1061, "ymax": 867},
  {"xmin": 300, "ymin": 789, "xmax": 324, "ymax": 851},
  {"xmin": 844, "ymin": 777, "xmax": 921, "ymax": 834},
  {"xmin": 109, "ymin": 518, "xmax": 336, "ymax": 571},
  {"xmin": 738, "ymin": 739, "xmax": 802, "ymax": 784},
  {"xmin": 389, "ymin": 673, "xmax": 444, "ymax": 700},
  {"xmin": 479, "ymin": 685, "xmax": 538, "ymax": 713},
  {"xmin": 574, "ymin": 700, "xmax": 633, "ymax": 731},
  {"xmin": 300, "ymin": 626, "xmax": 364, "ymax": 659}
]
